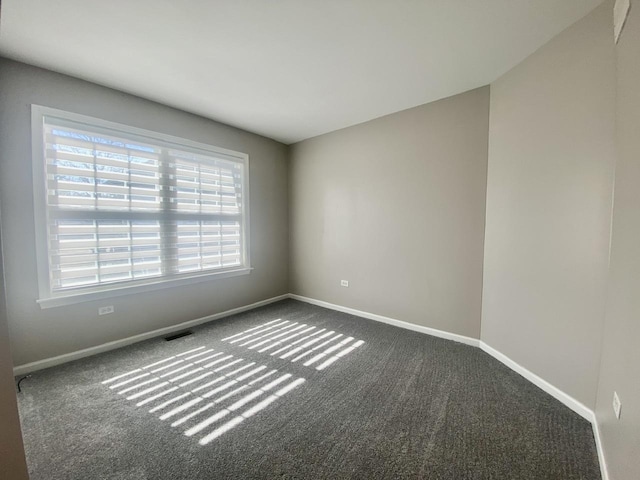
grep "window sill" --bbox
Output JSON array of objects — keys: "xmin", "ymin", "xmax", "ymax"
[{"xmin": 37, "ymin": 267, "xmax": 253, "ymax": 309}]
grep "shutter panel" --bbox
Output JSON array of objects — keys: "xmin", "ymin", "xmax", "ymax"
[
  {"xmin": 49, "ymin": 219, "xmax": 164, "ymax": 289},
  {"xmin": 45, "ymin": 125, "xmax": 163, "ymax": 212},
  {"xmin": 167, "ymin": 149, "xmax": 244, "ymax": 215},
  {"xmin": 172, "ymin": 220, "xmax": 242, "ymax": 274}
]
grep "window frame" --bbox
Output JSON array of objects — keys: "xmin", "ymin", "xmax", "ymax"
[{"xmin": 31, "ymin": 105, "xmax": 251, "ymax": 309}]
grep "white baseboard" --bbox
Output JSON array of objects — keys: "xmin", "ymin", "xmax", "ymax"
[
  {"xmin": 479, "ymin": 341, "xmax": 593, "ymax": 421},
  {"xmin": 480, "ymin": 338, "xmax": 607, "ymax": 478},
  {"xmin": 288, "ymin": 294, "xmax": 480, "ymax": 347},
  {"xmin": 13, "ymin": 294, "xmax": 289, "ymax": 376},
  {"xmin": 286, "ymin": 295, "xmax": 601, "ymax": 419},
  {"xmin": 592, "ymin": 416, "xmax": 609, "ymax": 480},
  {"xmin": 290, "ymin": 295, "xmax": 608, "ymax": 478}
]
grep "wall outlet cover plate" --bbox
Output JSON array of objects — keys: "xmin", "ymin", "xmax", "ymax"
[{"xmin": 613, "ymin": 391, "xmax": 622, "ymax": 419}]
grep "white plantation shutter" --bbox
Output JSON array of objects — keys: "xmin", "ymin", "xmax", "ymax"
[{"xmin": 38, "ymin": 110, "xmax": 249, "ymax": 296}]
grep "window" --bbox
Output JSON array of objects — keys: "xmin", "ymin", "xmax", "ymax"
[{"xmin": 32, "ymin": 106, "xmax": 250, "ymax": 307}]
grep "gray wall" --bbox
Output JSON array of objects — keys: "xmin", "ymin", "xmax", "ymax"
[
  {"xmin": 481, "ymin": 1, "xmax": 616, "ymax": 409},
  {"xmin": 595, "ymin": 1, "xmax": 640, "ymax": 478},
  {"xmin": 0, "ymin": 208, "xmax": 29, "ymax": 478},
  {"xmin": 289, "ymin": 87, "xmax": 489, "ymax": 339},
  {"xmin": 0, "ymin": 58, "xmax": 289, "ymax": 366}
]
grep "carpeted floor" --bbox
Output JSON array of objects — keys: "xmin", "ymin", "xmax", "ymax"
[{"xmin": 16, "ymin": 299, "xmax": 601, "ymax": 479}]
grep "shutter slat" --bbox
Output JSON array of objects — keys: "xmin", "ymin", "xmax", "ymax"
[
  {"xmin": 46, "ymin": 133, "xmax": 160, "ymax": 161},
  {"xmin": 49, "ymin": 180, "xmax": 160, "ymax": 198}
]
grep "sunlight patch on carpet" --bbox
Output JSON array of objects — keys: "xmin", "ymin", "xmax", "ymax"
[
  {"xmin": 221, "ymin": 320, "xmax": 365, "ymax": 370},
  {"xmin": 102, "ymin": 345, "xmax": 306, "ymax": 445}
]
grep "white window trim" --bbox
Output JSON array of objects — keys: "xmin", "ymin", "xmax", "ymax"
[{"xmin": 31, "ymin": 105, "xmax": 251, "ymax": 309}]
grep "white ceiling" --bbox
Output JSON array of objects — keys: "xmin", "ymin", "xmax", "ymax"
[{"xmin": 0, "ymin": 0, "xmax": 603, "ymax": 144}]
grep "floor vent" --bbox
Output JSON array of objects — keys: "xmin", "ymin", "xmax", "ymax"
[{"xmin": 164, "ymin": 330, "xmax": 193, "ymax": 341}]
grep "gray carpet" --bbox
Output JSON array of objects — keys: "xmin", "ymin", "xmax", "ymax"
[{"xmin": 16, "ymin": 299, "xmax": 601, "ymax": 479}]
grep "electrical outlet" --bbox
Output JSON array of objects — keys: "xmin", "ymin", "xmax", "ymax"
[
  {"xmin": 98, "ymin": 305, "xmax": 115, "ymax": 316},
  {"xmin": 613, "ymin": 391, "xmax": 622, "ymax": 419},
  {"xmin": 340, "ymin": 280, "xmax": 349, "ymax": 287}
]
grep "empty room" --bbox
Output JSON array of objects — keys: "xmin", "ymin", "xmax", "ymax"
[{"xmin": 0, "ymin": 1, "xmax": 638, "ymax": 479}]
